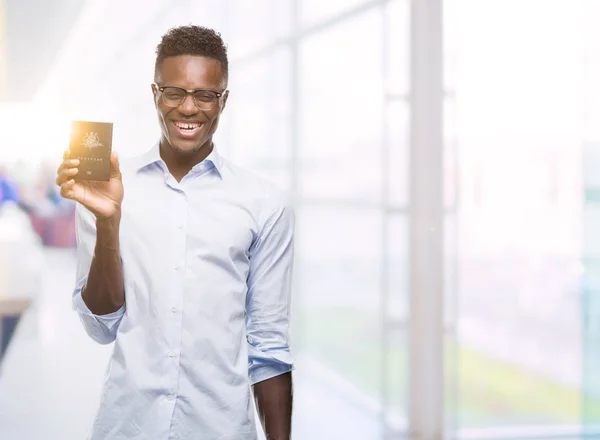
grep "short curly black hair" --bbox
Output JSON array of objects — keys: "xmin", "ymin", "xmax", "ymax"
[{"xmin": 155, "ymin": 25, "xmax": 228, "ymax": 83}]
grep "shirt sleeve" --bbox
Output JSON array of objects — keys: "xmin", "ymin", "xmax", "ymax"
[
  {"xmin": 71, "ymin": 203, "xmax": 125, "ymax": 345},
  {"xmin": 246, "ymin": 193, "xmax": 295, "ymax": 385}
]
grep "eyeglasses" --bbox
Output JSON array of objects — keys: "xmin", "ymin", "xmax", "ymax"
[{"xmin": 154, "ymin": 84, "xmax": 226, "ymax": 110}]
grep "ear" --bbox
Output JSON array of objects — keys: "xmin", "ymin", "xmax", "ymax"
[
  {"xmin": 151, "ymin": 83, "xmax": 159, "ymax": 105},
  {"xmin": 220, "ymin": 90, "xmax": 229, "ymax": 114}
]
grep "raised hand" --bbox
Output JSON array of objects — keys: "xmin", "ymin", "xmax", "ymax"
[{"xmin": 56, "ymin": 149, "xmax": 124, "ymax": 219}]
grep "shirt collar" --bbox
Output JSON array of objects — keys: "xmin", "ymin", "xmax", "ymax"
[
  {"xmin": 134, "ymin": 141, "xmax": 224, "ymax": 179},
  {"xmin": 135, "ymin": 141, "xmax": 162, "ymax": 171}
]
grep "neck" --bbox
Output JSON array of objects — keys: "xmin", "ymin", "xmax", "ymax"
[{"xmin": 160, "ymin": 138, "xmax": 213, "ymax": 181}]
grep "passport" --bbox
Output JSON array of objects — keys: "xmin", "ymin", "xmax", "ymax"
[{"xmin": 69, "ymin": 120, "xmax": 113, "ymax": 181}]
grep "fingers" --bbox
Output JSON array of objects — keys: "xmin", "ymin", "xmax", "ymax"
[
  {"xmin": 56, "ymin": 149, "xmax": 71, "ymax": 173},
  {"xmin": 56, "ymin": 159, "xmax": 79, "ymax": 174},
  {"xmin": 59, "ymin": 178, "xmax": 76, "ymax": 200},
  {"xmin": 57, "ymin": 149, "xmax": 81, "ymax": 201},
  {"xmin": 109, "ymin": 151, "xmax": 121, "ymax": 177},
  {"xmin": 55, "ymin": 162, "xmax": 79, "ymax": 186},
  {"xmin": 55, "ymin": 164, "xmax": 79, "ymax": 184}
]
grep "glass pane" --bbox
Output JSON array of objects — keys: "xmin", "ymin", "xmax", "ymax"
[
  {"xmin": 299, "ymin": 206, "xmax": 383, "ymax": 423},
  {"xmin": 456, "ymin": 145, "xmax": 584, "ymax": 428},
  {"xmin": 446, "ymin": 212, "xmax": 460, "ymax": 435},
  {"xmin": 387, "ymin": 100, "xmax": 409, "ymax": 208},
  {"xmin": 445, "ymin": 98, "xmax": 458, "ymax": 210},
  {"xmin": 583, "ymin": 12, "xmax": 600, "ymax": 428},
  {"xmin": 299, "ymin": 0, "xmax": 370, "ymax": 27},
  {"xmin": 449, "ymin": 0, "xmax": 588, "ymax": 435},
  {"xmin": 583, "ymin": 0, "xmax": 600, "ymax": 144},
  {"xmin": 386, "ymin": 215, "xmax": 409, "ymax": 321},
  {"xmin": 299, "ymin": 9, "xmax": 383, "ymax": 202},
  {"xmin": 382, "ymin": 326, "xmax": 408, "ymax": 434},
  {"xmin": 443, "ymin": 0, "xmax": 458, "ymax": 92},
  {"xmin": 381, "ymin": 214, "xmax": 409, "ymax": 433},
  {"xmin": 386, "ymin": 0, "xmax": 410, "ymax": 96},
  {"xmin": 0, "ymin": 2, "xmax": 6, "ymax": 101},
  {"xmin": 582, "ymin": 219, "xmax": 600, "ymax": 430},
  {"xmin": 455, "ymin": 149, "xmax": 584, "ymax": 430},
  {"xmin": 445, "ymin": 214, "xmax": 458, "ymax": 328},
  {"xmin": 297, "ymin": 206, "xmax": 408, "ymax": 436},
  {"xmin": 225, "ymin": 48, "xmax": 292, "ymax": 190},
  {"xmin": 226, "ymin": 0, "xmax": 292, "ymax": 58}
]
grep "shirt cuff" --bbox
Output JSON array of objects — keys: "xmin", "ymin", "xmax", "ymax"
[
  {"xmin": 247, "ymin": 342, "xmax": 294, "ymax": 385},
  {"xmin": 72, "ymin": 290, "xmax": 126, "ymax": 320},
  {"xmin": 249, "ymin": 362, "xmax": 294, "ymax": 385}
]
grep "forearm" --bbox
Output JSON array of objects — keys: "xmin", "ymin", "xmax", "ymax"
[
  {"xmin": 253, "ymin": 372, "xmax": 293, "ymax": 440},
  {"xmin": 82, "ymin": 213, "xmax": 125, "ymax": 315}
]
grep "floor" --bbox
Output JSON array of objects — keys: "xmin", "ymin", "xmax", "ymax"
[{"xmin": 0, "ymin": 247, "xmax": 381, "ymax": 440}]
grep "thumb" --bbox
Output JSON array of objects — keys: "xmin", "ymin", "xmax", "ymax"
[{"xmin": 109, "ymin": 151, "xmax": 121, "ymax": 177}]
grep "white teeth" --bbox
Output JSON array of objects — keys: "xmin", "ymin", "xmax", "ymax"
[{"xmin": 175, "ymin": 122, "xmax": 200, "ymax": 130}]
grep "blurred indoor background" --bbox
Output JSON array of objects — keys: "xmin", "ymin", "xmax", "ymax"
[{"xmin": 1, "ymin": 0, "xmax": 600, "ymax": 439}]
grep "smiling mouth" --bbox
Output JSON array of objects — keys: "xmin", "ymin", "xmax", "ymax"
[{"xmin": 172, "ymin": 121, "xmax": 204, "ymax": 137}]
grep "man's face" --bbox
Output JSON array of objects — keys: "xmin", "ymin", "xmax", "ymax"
[{"xmin": 153, "ymin": 55, "xmax": 228, "ymax": 155}]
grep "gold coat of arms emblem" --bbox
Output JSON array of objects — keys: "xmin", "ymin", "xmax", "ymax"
[{"xmin": 81, "ymin": 132, "xmax": 104, "ymax": 149}]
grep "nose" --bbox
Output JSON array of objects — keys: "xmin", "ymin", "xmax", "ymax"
[{"xmin": 179, "ymin": 94, "xmax": 198, "ymax": 115}]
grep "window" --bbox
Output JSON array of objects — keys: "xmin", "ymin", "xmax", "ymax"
[
  {"xmin": 297, "ymin": 205, "xmax": 389, "ymax": 404},
  {"xmin": 226, "ymin": 49, "xmax": 292, "ymax": 190},
  {"xmin": 386, "ymin": 0, "xmax": 410, "ymax": 97},
  {"xmin": 386, "ymin": 101, "xmax": 409, "ymax": 208},
  {"xmin": 298, "ymin": 8, "xmax": 383, "ymax": 203},
  {"xmin": 582, "ymin": 0, "xmax": 600, "ymax": 430},
  {"xmin": 299, "ymin": 0, "xmax": 371, "ymax": 27},
  {"xmin": 448, "ymin": 0, "xmax": 592, "ymax": 435},
  {"xmin": 226, "ymin": 0, "xmax": 292, "ymax": 58}
]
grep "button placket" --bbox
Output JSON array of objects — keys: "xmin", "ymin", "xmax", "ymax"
[{"xmin": 167, "ymin": 190, "xmax": 187, "ymax": 401}]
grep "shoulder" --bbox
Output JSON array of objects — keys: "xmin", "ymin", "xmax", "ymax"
[
  {"xmin": 118, "ymin": 152, "xmax": 146, "ymax": 179},
  {"xmin": 219, "ymin": 157, "xmax": 294, "ymax": 223},
  {"xmin": 219, "ymin": 157, "xmax": 291, "ymax": 206}
]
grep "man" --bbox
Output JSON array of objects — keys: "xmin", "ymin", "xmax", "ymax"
[{"xmin": 55, "ymin": 25, "xmax": 294, "ymax": 440}]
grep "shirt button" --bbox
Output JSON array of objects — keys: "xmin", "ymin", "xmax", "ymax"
[
  {"xmin": 177, "ymin": 224, "xmax": 183, "ymax": 230},
  {"xmin": 167, "ymin": 395, "xmax": 174, "ymax": 401},
  {"xmin": 171, "ymin": 307, "xmax": 177, "ymax": 313},
  {"xmin": 174, "ymin": 266, "xmax": 180, "ymax": 271},
  {"xmin": 168, "ymin": 351, "xmax": 175, "ymax": 357}
]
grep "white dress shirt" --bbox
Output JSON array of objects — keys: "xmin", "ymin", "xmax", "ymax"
[{"xmin": 72, "ymin": 143, "xmax": 295, "ymax": 440}]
